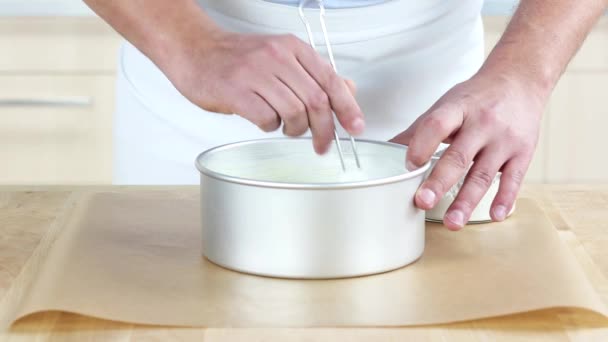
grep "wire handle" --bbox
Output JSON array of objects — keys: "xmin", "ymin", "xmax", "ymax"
[{"xmin": 298, "ymin": 0, "xmax": 361, "ymax": 170}]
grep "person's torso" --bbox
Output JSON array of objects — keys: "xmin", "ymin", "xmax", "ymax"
[
  {"xmin": 120, "ymin": 0, "xmax": 485, "ymax": 137},
  {"xmin": 264, "ymin": 0, "xmax": 389, "ymax": 8},
  {"xmin": 114, "ymin": 0, "xmax": 485, "ymax": 183}
]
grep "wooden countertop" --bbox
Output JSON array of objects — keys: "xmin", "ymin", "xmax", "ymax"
[{"xmin": 0, "ymin": 185, "xmax": 607, "ymax": 341}]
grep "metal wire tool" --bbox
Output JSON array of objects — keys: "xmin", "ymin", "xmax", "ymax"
[{"xmin": 298, "ymin": 0, "xmax": 361, "ymax": 171}]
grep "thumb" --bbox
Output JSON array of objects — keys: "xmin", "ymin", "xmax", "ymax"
[
  {"xmin": 389, "ymin": 107, "xmax": 431, "ymax": 146},
  {"xmin": 389, "ymin": 118, "xmax": 423, "ymax": 172},
  {"xmin": 389, "ymin": 123, "xmax": 417, "ymax": 146}
]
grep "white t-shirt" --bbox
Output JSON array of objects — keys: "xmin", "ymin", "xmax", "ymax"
[
  {"xmin": 116, "ymin": 0, "xmax": 485, "ymax": 184},
  {"xmin": 265, "ymin": 0, "xmax": 389, "ymax": 8}
]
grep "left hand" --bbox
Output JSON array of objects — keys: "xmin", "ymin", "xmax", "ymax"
[{"xmin": 391, "ymin": 70, "xmax": 546, "ymax": 230}]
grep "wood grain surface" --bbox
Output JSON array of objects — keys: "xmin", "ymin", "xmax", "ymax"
[{"xmin": 0, "ymin": 185, "xmax": 607, "ymax": 341}]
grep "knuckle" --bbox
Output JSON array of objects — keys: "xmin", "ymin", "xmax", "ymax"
[
  {"xmin": 228, "ymin": 103, "xmax": 242, "ymax": 116},
  {"xmin": 262, "ymin": 39, "xmax": 285, "ymax": 61},
  {"xmin": 425, "ymin": 176, "xmax": 451, "ymax": 196},
  {"xmin": 281, "ymin": 110, "xmax": 298, "ymax": 121},
  {"xmin": 294, "ymin": 102, "xmax": 306, "ymax": 117},
  {"xmin": 281, "ymin": 104, "xmax": 305, "ymax": 121},
  {"xmin": 296, "ymin": 125, "xmax": 309, "ymax": 136},
  {"xmin": 515, "ymin": 143, "xmax": 536, "ymax": 163},
  {"xmin": 311, "ymin": 115, "xmax": 335, "ymax": 135},
  {"xmin": 281, "ymin": 34, "xmax": 301, "ymax": 48},
  {"xmin": 231, "ymin": 98, "xmax": 249, "ymax": 116},
  {"xmin": 453, "ymin": 198, "xmax": 475, "ymax": 215},
  {"xmin": 466, "ymin": 168, "xmax": 495, "ymax": 189},
  {"xmin": 307, "ymin": 91, "xmax": 330, "ymax": 112},
  {"xmin": 407, "ymin": 149, "xmax": 427, "ymax": 167},
  {"xmin": 258, "ymin": 114, "xmax": 280, "ymax": 132},
  {"xmin": 442, "ymin": 149, "xmax": 470, "ymax": 171},
  {"xmin": 478, "ymin": 107, "xmax": 499, "ymax": 128},
  {"xmin": 504, "ymin": 125, "xmax": 524, "ymax": 143},
  {"xmin": 284, "ymin": 124, "xmax": 308, "ymax": 137},
  {"xmin": 318, "ymin": 64, "xmax": 338, "ymax": 88},
  {"xmin": 422, "ymin": 114, "xmax": 450, "ymax": 134},
  {"xmin": 295, "ymin": 101, "xmax": 307, "ymax": 114},
  {"xmin": 507, "ymin": 168, "xmax": 525, "ymax": 186},
  {"xmin": 292, "ymin": 101, "xmax": 306, "ymax": 117}
]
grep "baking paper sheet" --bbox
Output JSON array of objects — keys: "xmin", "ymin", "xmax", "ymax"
[{"xmin": 7, "ymin": 191, "xmax": 608, "ymax": 327}]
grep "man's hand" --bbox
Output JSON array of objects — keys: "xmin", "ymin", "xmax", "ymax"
[
  {"xmin": 391, "ymin": 71, "xmax": 544, "ymax": 230},
  {"xmin": 392, "ymin": 0, "xmax": 607, "ymax": 230},
  {"xmin": 83, "ymin": 0, "xmax": 364, "ymax": 155},
  {"xmin": 167, "ymin": 31, "xmax": 364, "ymax": 154}
]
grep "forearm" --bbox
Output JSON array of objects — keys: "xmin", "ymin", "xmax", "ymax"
[
  {"xmin": 481, "ymin": 0, "xmax": 608, "ymax": 100},
  {"xmin": 84, "ymin": 0, "xmax": 364, "ymax": 151},
  {"xmin": 83, "ymin": 0, "xmax": 221, "ymax": 72}
]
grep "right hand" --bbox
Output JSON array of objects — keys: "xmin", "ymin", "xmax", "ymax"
[{"xmin": 163, "ymin": 30, "xmax": 365, "ymax": 154}]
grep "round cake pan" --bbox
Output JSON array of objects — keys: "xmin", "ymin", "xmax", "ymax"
[
  {"xmin": 195, "ymin": 138, "xmax": 431, "ymax": 279},
  {"xmin": 425, "ymin": 148, "xmax": 515, "ymax": 224}
]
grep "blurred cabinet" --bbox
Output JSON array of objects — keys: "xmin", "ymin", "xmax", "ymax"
[
  {"xmin": 0, "ymin": 17, "xmax": 120, "ymax": 184},
  {"xmin": 484, "ymin": 16, "xmax": 608, "ymax": 183},
  {"xmin": 0, "ymin": 17, "xmax": 118, "ymax": 73},
  {"xmin": 0, "ymin": 75, "xmax": 114, "ymax": 184},
  {"xmin": 547, "ymin": 74, "xmax": 608, "ymax": 183}
]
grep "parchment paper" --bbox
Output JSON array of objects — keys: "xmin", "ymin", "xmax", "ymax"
[{"xmin": 8, "ymin": 191, "xmax": 608, "ymax": 327}]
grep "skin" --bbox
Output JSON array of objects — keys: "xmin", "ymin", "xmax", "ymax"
[
  {"xmin": 391, "ymin": 0, "xmax": 608, "ymax": 230},
  {"xmin": 85, "ymin": 0, "xmax": 608, "ymax": 229},
  {"xmin": 84, "ymin": 0, "xmax": 363, "ymax": 155}
]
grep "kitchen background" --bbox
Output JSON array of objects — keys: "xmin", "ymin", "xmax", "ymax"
[{"xmin": 0, "ymin": 0, "xmax": 606, "ymax": 185}]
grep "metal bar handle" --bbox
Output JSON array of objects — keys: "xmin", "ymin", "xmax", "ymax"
[
  {"xmin": 0, "ymin": 96, "xmax": 92, "ymax": 107},
  {"xmin": 298, "ymin": 0, "xmax": 361, "ymax": 170}
]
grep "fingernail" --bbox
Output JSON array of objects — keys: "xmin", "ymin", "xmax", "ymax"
[
  {"xmin": 417, "ymin": 188, "xmax": 436, "ymax": 207},
  {"xmin": 406, "ymin": 160, "xmax": 419, "ymax": 171},
  {"xmin": 446, "ymin": 210, "xmax": 465, "ymax": 228},
  {"xmin": 493, "ymin": 205, "xmax": 508, "ymax": 221},
  {"xmin": 350, "ymin": 118, "xmax": 365, "ymax": 135}
]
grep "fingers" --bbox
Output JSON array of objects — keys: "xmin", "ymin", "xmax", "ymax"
[
  {"xmin": 389, "ymin": 107, "xmax": 433, "ymax": 146},
  {"xmin": 415, "ymin": 132, "xmax": 484, "ymax": 211},
  {"xmin": 389, "ymin": 123, "xmax": 416, "ymax": 146},
  {"xmin": 294, "ymin": 40, "xmax": 365, "ymax": 136},
  {"xmin": 442, "ymin": 148, "xmax": 502, "ymax": 230},
  {"xmin": 491, "ymin": 157, "xmax": 527, "ymax": 222},
  {"xmin": 253, "ymin": 35, "xmax": 363, "ymax": 153},
  {"xmin": 255, "ymin": 77, "xmax": 309, "ymax": 137},
  {"xmin": 234, "ymin": 93, "xmax": 281, "ymax": 132},
  {"xmin": 275, "ymin": 58, "xmax": 334, "ymax": 153},
  {"xmin": 405, "ymin": 105, "xmax": 464, "ymax": 171},
  {"xmin": 344, "ymin": 78, "xmax": 357, "ymax": 95}
]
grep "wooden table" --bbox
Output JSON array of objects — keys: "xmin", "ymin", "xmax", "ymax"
[{"xmin": 0, "ymin": 185, "xmax": 607, "ymax": 341}]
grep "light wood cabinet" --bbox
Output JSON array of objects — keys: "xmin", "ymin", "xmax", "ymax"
[
  {"xmin": 547, "ymin": 74, "xmax": 608, "ymax": 183},
  {"xmin": 0, "ymin": 18, "xmax": 119, "ymax": 73},
  {"xmin": 0, "ymin": 75, "xmax": 114, "ymax": 184},
  {"xmin": 0, "ymin": 17, "xmax": 120, "ymax": 185}
]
